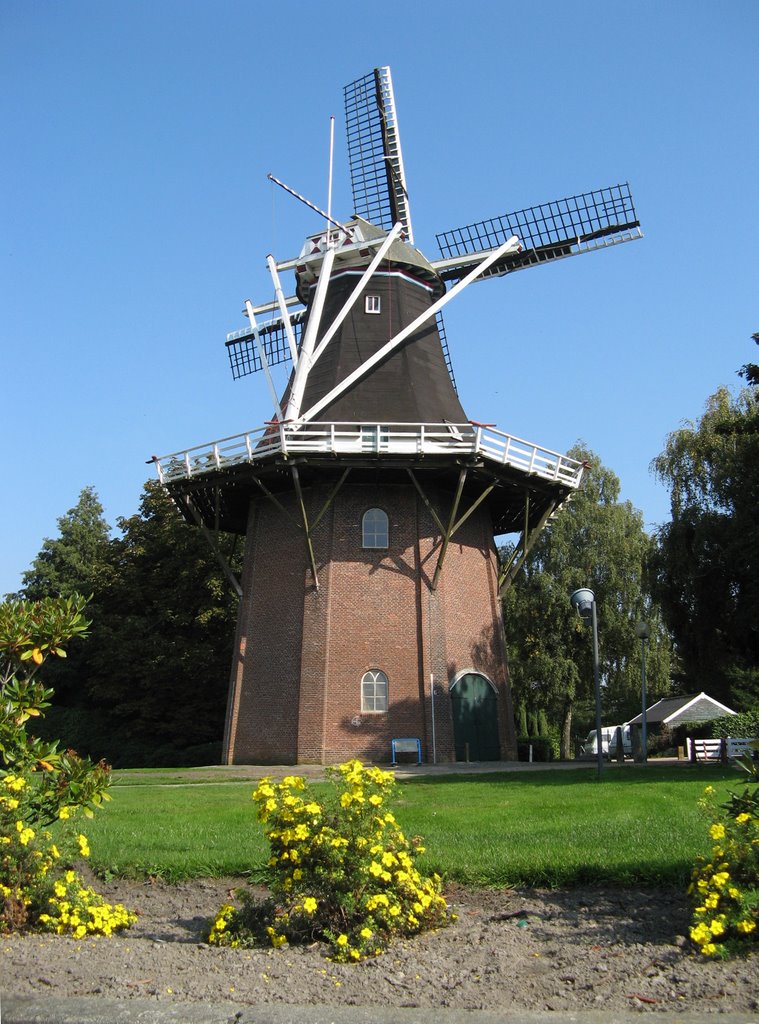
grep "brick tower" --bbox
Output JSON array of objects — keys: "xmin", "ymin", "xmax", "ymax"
[{"xmin": 155, "ymin": 67, "xmax": 641, "ymax": 765}]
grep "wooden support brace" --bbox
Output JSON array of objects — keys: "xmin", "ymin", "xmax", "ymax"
[
  {"xmin": 291, "ymin": 465, "xmax": 319, "ymax": 590},
  {"xmin": 498, "ymin": 497, "xmax": 558, "ymax": 595},
  {"xmin": 431, "ymin": 469, "xmax": 468, "ymax": 591},
  {"xmin": 309, "ymin": 468, "xmax": 351, "ymax": 532},
  {"xmin": 177, "ymin": 493, "xmax": 242, "ymax": 599}
]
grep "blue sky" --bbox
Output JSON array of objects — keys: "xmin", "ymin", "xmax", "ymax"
[{"xmin": 2, "ymin": 0, "xmax": 757, "ymax": 594}]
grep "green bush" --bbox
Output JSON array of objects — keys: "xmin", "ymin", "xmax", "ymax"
[
  {"xmin": 208, "ymin": 761, "xmax": 450, "ymax": 961},
  {"xmin": 688, "ymin": 746, "xmax": 759, "ymax": 957},
  {"xmin": 0, "ymin": 595, "xmax": 135, "ymax": 936},
  {"xmin": 707, "ymin": 711, "xmax": 759, "ymax": 741}
]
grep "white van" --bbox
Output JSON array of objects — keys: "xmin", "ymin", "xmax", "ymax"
[{"xmin": 582, "ymin": 725, "xmax": 632, "ymax": 759}]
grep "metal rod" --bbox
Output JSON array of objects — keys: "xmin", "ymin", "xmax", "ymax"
[
  {"xmin": 327, "ymin": 115, "xmax": 335, "ymax": 231},
  {"xmin": 591, "ymin": 600, "xmax": 603, "ymax": 779},
  {"xmin": 267, "ymin": 173, "xmax": 352, "ymax": 241},
  {"xmin": 266, "ymin": 255, "xmax": 300, "ymax": 366},
  {"xmin": 641, "ymin": 636, "xmax": 648, "ymax": 765}
]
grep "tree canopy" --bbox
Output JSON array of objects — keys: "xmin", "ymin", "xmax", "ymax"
[
  {"xmin": 18, "ymin": 482, "xmax": 241, "ymax": 766},
  {"xmin": 502, "ymin": 444, "xmax": 671, "ymax": 757},
  {"xmin": 21, "ymin": 486, "xmax": 111, "ymax": 600},
  {"xmin": 650, "ymin": 340, "xmax": 759, "ymax": 709}
]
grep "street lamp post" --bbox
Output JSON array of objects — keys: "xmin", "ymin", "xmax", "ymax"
[
  {"xmin": 635, "ymin": 621, "xmax": 651, "ymax": 765},
  {"xmin": 570, "ymin": 588, "xmax": 603, "ymax": 777}
]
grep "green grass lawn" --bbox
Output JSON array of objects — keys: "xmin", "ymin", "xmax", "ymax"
[{"xmin": 83, "ymin": 764, "xmax": 739, "ymax": 887}]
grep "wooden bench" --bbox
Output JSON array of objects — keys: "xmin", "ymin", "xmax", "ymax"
[{"xmin": 391, "ymin": 737, "xmax": 422, "ymax": 765}]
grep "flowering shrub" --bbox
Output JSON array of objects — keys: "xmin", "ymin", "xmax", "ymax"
[
  {"xmin": 208, "ymin": 760, "xmax": 450, "ymax": 961},
  {"xmin": 1, "ymin": 595, "xmax": 135, "ymax": 937},
  {"xmin": 688, "ymin": 746, "xmax": 759, "ymax": 958}
]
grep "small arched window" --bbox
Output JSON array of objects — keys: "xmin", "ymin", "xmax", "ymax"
[
  {"xmin": 362, "ymin": 508, "xmax": 388, "ymax": 549},
  {"xmin": 361, "ymin": 669, "xmax": 389, "ymax": 712}
]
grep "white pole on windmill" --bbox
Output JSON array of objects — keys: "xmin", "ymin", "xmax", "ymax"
[
  {"xmin": 266, "ymin": 255, "xmax": 300, "ymax": 366},
  {"xmin": 284, "ymin": 115, "xmax": 339, "ymax": 422},
  {"xmin": 285, "ymin": 245, "xmax": 335, "ymax": 421},
  {"xmin": 300, "ymin": 234, "xmax": 522, "ymax": 424},
  {"xmin": 327, "ymin": 115, "xmax": 335, "ymax": 230},
  {"xmin": 309, "ymin": 222, "xmax": 403, "ymax": 370},
  {"xmin": 430, "ymin": 673, "xmax": 437, "ymax": 765},
  {"xmin": 244, "ymin": 300, "xmax": 283, "ymax": 420}
]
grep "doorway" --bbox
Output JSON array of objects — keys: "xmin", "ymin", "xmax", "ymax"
[{"xmin": 450, "ymin": 671, "xmax": 501, "ymax": 761}]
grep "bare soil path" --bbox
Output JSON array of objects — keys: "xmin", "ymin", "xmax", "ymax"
[{"xmin": 3, "ymin": 877, "xmax": 757, "ymax": 1017}]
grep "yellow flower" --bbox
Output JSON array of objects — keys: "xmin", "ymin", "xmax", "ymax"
[
  {"xmin": 709, "ymin": 823, "xmax": 725, "ymax": 841},
  {"xmin": 690, "ymin": 922, "xmax": 711, "ymax": 943},
  {"xmin": 58, "ymin": 806, "xmax": 72, "ymax": 820},
  {"xmin": 735, "ymin": 813, "xmax": 750, "ymax": 824},
  {"xmin": 77, "ymin": 834, "xmax": 91, "ymax": 857},
  {"xmin": 336, "ymin": 933, "xmax": 348, "ymax": 946},
  {"xmin": 360, "ymin": 927, "xmax": 373, "ymax": 939},
  {"xmin": 709, "ymin": 917, "xmax": 726, "ymax": 937},
  {"xmin": 701, "ymin": 942, "xmax": 717, "ymax": 956},
  {"xmin": 703, "ymin": 786, "xmax": 715, "ymax": 796},
  {"xmin": 736, "ymin": 919, "xmax": 756, "ymax": 934},
  {"xmin": 303, "ymin": 897, "xmax": 318, "ymax": 914}
]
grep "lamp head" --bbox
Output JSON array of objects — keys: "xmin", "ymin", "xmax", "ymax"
[
  {"xmin": 570, "ymin": 587, "xmax": 595, "ymax": 620},
  {"xmin": 635, "ymin": 621, "xmax": 651, "ymax": 640}
]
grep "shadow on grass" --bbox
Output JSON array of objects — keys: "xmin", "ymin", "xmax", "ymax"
[{"xmin": 398, "ymin": 764, "xmax": 738, "ymax": 789}]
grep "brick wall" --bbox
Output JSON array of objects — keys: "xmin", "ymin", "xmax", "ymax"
[{"xmin": 223, "ymin": 475, "xmax": 516, "ymax": 764}]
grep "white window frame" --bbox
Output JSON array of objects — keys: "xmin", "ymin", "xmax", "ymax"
[
  {"xmin": 361, "ymin": 669, "xmax": 389, "ymax": 713},
  {"xmin": 362, "ymin": 507, "xmax": 389, "ymax": 549},
  {"xmin": 365, "ymin": 294, "xmax": 381, "ymax": 314}
]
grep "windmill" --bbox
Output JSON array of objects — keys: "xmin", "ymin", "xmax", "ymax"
[{"xmin": 154, "ymin": 66, "xmax": 641, "ymax": 766}]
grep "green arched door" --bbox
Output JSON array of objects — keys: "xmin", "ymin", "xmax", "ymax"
[{"xmin": 450, "ymin": 672, "xmax": 500, "ymax": 761}]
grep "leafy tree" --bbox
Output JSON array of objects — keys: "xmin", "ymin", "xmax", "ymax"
[
  {"xmin": 502, "ymin": 444, "xmax": 671, "ymax": 757},
  {"xmin": 80, "ymin": 481, "xmax": 240, "ymax": 761},
  {"xmin": 20, "ymin": 482, "xmax": 241, "ymax": 766},
  {"xmin": 651, "ymin": 340, "xmax": 759, "ymax": 708},
  {"xmin": 20, "ymin": 487, "xmax": 111, "ymax": 601}
]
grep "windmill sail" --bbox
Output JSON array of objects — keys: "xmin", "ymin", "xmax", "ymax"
[
  {"xmin": 226, "ymin": 311, "xmax": 306, "ymax": 380},
  {"xmin": 434, "ymin": 183, "xmax": 640, "ymax": 284},
  {"xmin": 344, "ymin": 66, "xmax": 414, "ymax": 242}
]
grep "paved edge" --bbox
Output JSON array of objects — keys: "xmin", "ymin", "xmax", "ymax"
[{"xmin": 3, "ymin": 997, "xmax": 759, "ymax": 1024}]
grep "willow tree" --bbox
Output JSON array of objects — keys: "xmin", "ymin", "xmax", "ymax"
[
  {"xmin": 502, "ymin": 444, "xmax": 670, "ymax": 757},
  {"xmin": 650, "ymin": 344, "xmax": 759, "ymax": 708}
]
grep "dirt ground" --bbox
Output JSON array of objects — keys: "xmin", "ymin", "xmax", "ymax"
[{"xmin": 2, "ymin": 877, "xmax": 757, "ymax": 1015}]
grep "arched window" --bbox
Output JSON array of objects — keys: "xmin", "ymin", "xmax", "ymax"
[
  {"xmin": 361, "ymin": 669, "xmax": 389, "ymax": 712},
  {"xmin": 362, "ymin": 508, "xmax": 388, "ymax": 549}
]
